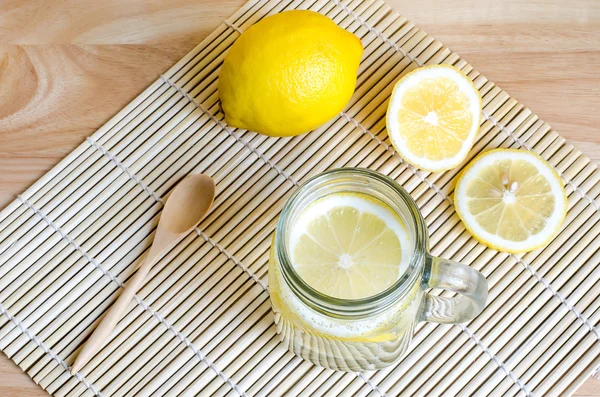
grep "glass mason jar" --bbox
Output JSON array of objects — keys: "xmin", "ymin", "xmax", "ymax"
[{"xmin": 269, "ymin": 168, "xmax": 488, "ymax": 371}]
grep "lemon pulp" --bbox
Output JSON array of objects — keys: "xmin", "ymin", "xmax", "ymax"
[{"xmin": 289, "ymin": 192, "xmax": 412, "ymax": 299}]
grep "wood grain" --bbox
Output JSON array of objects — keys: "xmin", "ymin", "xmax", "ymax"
[{"xmin": 0, "ymin": 0, "xmax": 598, "ymax": 395}]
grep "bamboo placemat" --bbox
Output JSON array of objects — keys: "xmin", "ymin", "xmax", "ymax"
[{"xmin": 1, "ymin": 0, "xmax": 600, "ymax": 396}]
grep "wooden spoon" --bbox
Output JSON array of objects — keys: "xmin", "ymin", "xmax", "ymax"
[{"xmin": 71, "ymin": 174, "xmax": 215, "ymax": 374}]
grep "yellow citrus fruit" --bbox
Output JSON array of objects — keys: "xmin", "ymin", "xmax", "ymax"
[
  {"xmin": 289, "ymin": 192, "xmax": 412, "ymax": 299},
  {"xmin": 454, "ymin": 149, "xmax": 567, "ymax": 253},
  {"xmin": 218, "ymin": 10, "xmax": 363, "ymax": 137},
  {"xmin": 386, "ymin": 65, "xmax": 482, "ymax": 172}
]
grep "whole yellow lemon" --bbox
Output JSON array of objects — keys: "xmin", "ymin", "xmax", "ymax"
[{"xmin": 218, "ymin": 10, "xmax": 363, "ymax": 137}]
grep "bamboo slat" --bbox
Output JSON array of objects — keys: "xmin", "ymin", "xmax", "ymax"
[{"xmin": 0, "ymin": 0, "xmax": 599, "ymax": 396}]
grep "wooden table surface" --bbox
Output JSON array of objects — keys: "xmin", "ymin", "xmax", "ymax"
[{"xmin": 1, "ymin": 0, "xmax": 599, "ymax": 395}]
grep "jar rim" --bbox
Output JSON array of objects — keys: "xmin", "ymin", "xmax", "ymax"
[{"xmin": 275, "ymin": 168, "xmax": 427, "ymax": 318}]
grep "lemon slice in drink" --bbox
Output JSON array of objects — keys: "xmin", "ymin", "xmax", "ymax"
[
  {"xmin": 454, "ymin": 149, "xmax": 567, "ymax": 253},
  {"xmin": 386, "ymin": 65, "xmax": 482, "ymax": 172},
  {"xmin": 289, "ymin": 193, "xmax": 412, "ymax": 299}
]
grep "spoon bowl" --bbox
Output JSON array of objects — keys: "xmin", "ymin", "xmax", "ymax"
[{"xmin": 162, "ymin": 174, "xmax": 215, "ymax": 234}]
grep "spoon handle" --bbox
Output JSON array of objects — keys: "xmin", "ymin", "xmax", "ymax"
[
  {"xmin": 71, "ymin": 227, "xmax": 177, "ymax": 374},
  {"xmin": 70, "ymin": 258, "xmax": 152, "ymax": 374}
]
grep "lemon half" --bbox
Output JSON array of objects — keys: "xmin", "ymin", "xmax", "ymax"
[
  {"xmin": 454, "ymin": 149, "xmax": 567, "ymax": 253},
  {"xmin": 289, "ymin": 193, "xmax": 412, "ymax": 299},
  {"xmin": 386, "ymin": 65, "xmax": 482, "ymax": 172}
]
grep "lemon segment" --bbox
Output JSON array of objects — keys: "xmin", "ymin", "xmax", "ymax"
[
  {"xmin": 454, "ymin": 149, "xmax": 567, "ymax": 253},
  {"xmin": 386, "ymin": 65, "xmax": 482, "ymax": 172},
  {"xmin": 289, "ymin": 193, "xmax": 412, "ymax": 300}
]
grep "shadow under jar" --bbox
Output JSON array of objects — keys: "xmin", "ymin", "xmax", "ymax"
[{"xmin": 269, "ymin": 168, "xmax": 488, "ymax": 371}]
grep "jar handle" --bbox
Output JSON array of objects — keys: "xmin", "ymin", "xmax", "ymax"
[{"xmin": 420, "ymin": 255, "xmax": 488, "ymax": 324}]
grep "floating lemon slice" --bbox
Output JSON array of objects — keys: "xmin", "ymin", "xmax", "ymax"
[
  {"xmin": 454, "ymin": 149, "xmax": 567, "ymax": 253},
  {"xmin": 386, "ymin": 65, "xmax": 482, "ymax": 172},
  {"xmin": 289, "ymin": 193, "xmax": 412, "ymax": 299}
]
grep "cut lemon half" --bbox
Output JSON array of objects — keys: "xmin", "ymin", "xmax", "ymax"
[
  {"xmin": 454, "ymin": 149, "xmax": 567, "ymax": 253},
  {"xmin": 386, "ymin": 65, "xmax": 482, "ymax": 172},
  {"xmin": 289, "ymin": 193, "xmax": 412, "ymax": 300}
]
